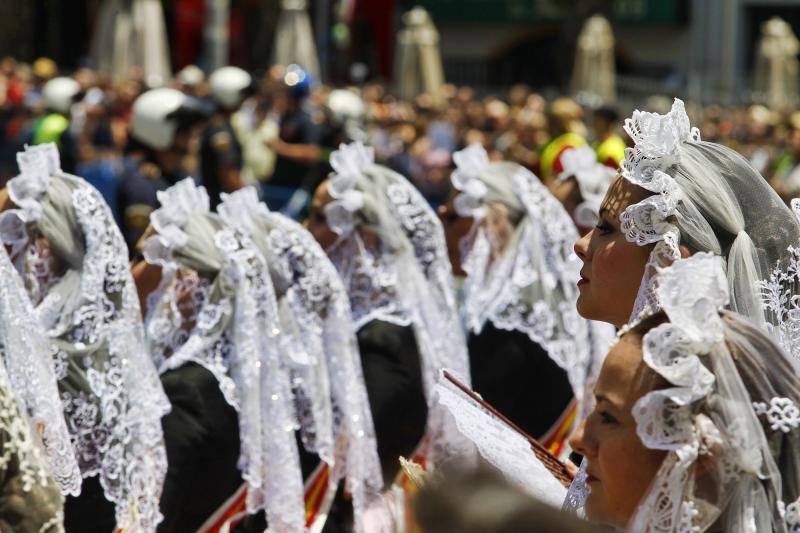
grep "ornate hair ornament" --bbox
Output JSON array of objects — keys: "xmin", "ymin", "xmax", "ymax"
[
  {"xmin": 8, "ymin": 143, "xmax": 61, "ymax": 223},
  {"xmin": 628, "ymin": 252, "xmax": 800, "ymax": 531},
  {"xmin": 324, "ymin": 141, "xmax": 372, "ymax": 235},
  {"xmin": 143, "ymin": 178, "xmax": 210, "ymax": 268},
  {"xmin": 618, "ymin": 99, "xmax": 702, "ymax": 320},
  {"xmin": 0, "ymin": 144, "xmax": 63, "ymax": 258},
  {"xmin": 450, "ymin": 143, "xmax": 490, "ymax": 219}
]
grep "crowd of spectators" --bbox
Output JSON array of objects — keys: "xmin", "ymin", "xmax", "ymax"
[{"xmin": 3, "ymin": 55, "xmax": 800, "ymax": 228}]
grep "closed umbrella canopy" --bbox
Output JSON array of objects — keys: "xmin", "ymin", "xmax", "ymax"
[
  {"xmin": 570, "ymin": 15, "xmax": 616, "ymax": 106},
  {"xmin": 91, "ymin": 0, "xmax": 171, "ymax": 87},
  {"xmin": 754, "ymin": 17, "xmax": 799, "ymax": 109},
  {"xmin": 273, "ymin": 0, "xmax": 321, "ymax": 81},
  {"xmin": 394, "ymin": 7, "xmax": 445, "ymax": 106}
]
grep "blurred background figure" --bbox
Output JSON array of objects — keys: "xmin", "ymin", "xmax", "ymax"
[
  {"xmin": 395, "ymin": 7, "xmax": 445, "ymax": 108},
  {"xmin": 571, "ymin": 15, "xmax": 616, "ymax": 107},
  {"xmin": 91, "ymin": 0, "xmax": 171, "ymax": 87},
  {"xmin": 754, "ymin": 16, "xmax": 799, "ymax": 110},
  {"xmin": 201, "ymin": 65, "xmax": 250, "ymax": 208},
  {"xmin": 413, "ymin": 465, "xmax": 603, "ymax": 533}
]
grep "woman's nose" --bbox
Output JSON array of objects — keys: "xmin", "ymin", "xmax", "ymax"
[
  {"xmin": 574, "ymin": 228, "xmax": 592, "ymax": 261},
  {"xmin": 568, "ymin": 418, "xmax": 595, "ymax": 459}
]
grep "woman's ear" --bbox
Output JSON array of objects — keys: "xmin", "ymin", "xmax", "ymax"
[{"xmin": 678, "ymin": 244, "xmax": 692, "ymax": 259}]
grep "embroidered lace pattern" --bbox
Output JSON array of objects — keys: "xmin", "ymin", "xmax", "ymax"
[
  {"xmin": 757, "ymin": 243, "xmax": 800, "ymax": 361},
  {"xmin": 453, "ymin": 145, "xmax": 603, "ymax": 402},
  {"xmin": 0, "ymin": 245, "xmax": 81, "ymax": 495},
  {"xmin": 435, "ymin": 377, "xmax": 566, "ymax": 507},
  {"xmin": 618, "ymin": 98, "xmax": 699, "ymax": 321},
  {"xmin": 0, "ymin": 363, "xmax": 53, "ymax": 495},
  {"xmin": 264, "ymin": 210, "xmax": 384, "ymax": 518},
  {"xmin": 324, "ymin": 142, "xmax": 473, "ymax": 470},
  {"xmin": 219, "ymin": 187, "xmax": 382, "ymax": 531},
  {"xmin": 627, "ymin": 253, "xmax": 778, "ymax": 532},
  {"xmin": 2, "ymin": 145, "xmax": 169, "ymax": 530}
]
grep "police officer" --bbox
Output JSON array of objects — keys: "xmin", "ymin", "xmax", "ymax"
[
  {"xmin": 119, "ymin": 87, "xmax": 209, "ymax": 253},
  {"xmin": 201, "ymin": 66, "xmax": 250, "ymax": 209}
]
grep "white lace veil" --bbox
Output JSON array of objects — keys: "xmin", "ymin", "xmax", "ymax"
[
  {"xmin": 0, "ymin": 143, "xmax": 170, "ymax": 531},
  {"xmin": 616, "ymin": 98, "xmax": 800, "ymax": 327},
  {"xmin": 218, "ymin": 186, "xmax": 383, "ymax": 532},
  {"xmin": 626, "ymin": 253, "xmax": 799, "ymax": 532},
  {"xmin": 143, "ymin": 178, "xmax": 309, "ymax": 531},
  {"xmin": 0, "ymin": 241, "xmax": 81, "ymax": 496},
  {"xmin": 556, "ymin": 146, "xmax": 617, "ymax": 228},
  {"xmin": 322, "ymin": 141, "xmax": 473, "ymax": 466},
  {"xmin": 449, "ymin": 143, "xmax": 610, "ymax": 405}
]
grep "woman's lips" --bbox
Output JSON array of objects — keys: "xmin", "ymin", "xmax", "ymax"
[
  {"xmin": 577, "ymin": 276, "xmax": 589, "ymax": 286},
  {"xmin": 586, "ymin": 473, "xmax": 600, "ymax": 483}
]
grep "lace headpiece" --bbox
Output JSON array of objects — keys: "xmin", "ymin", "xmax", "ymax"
[
  {"xmin": 324, "ymin": 141, "xmax": 473, "ymax": 466},
  {"xmin": 219, "ymin": 187, "xmax": 383, "ymax": 532},
  {"xmin": 450, "ymin": 143, "xmax": 612, "ymax": 405},
  {"xmin": 145, "ymin": 179, "xmax": 318, "ymax": 531},
  {"xmin": 570, "ymin": 253, "xmax": 800, "ymax": 531},
  {"xmin": 617, "ymin": 98, "xmax": 699, "ymax": 320},
  {"xmin": 556, "ymin": 146, "xmax": 616, "ymax": 227},
  {"xmin": 0, "ymin": 143, "xmax": 170, "ymax": 531}
]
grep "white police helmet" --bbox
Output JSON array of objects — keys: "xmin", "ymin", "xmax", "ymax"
[
  {"xmin": 42, "ymin": 77, "xmax": 81, "ymax": 114},
  {"xmin": 209, "ymin": 66, "xmax": 252, "ymax": 109},
  {"xmin": 131, "ymin": 88, "xmax": 207, "ymax": 150}
]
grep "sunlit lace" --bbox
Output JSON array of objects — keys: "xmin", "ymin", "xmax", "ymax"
[
  {"xmin": 324, "ymin": 142, "xmax": 473, "ymax": 471},
  {"xmin": 627, "ymin": 253, "xmax": 767, "ymax": 532},
  {"xmin": 0, "ymin": 245, "xmax": 81, "ymax": 495},
  {"xmin": 454, "ymin": 146, "xmax": 605, "ymax": 405},
  {"xmin": 3, "ymin": 144, "xmax": 169, "ymax": 531},
  {"xmin": 219, "ymin": 186, "xmax": 383, "ymax": 531},
  {"xmin": 435, "ymin": 376, "xmax": 566, "ymax": 507},
  {"xmin": 618, "ymin": 98, "xmax": 699, "ymax": 321}
]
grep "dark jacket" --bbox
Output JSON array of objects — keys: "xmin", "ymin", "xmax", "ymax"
[
  {"xmin": 158, "ymin": 362, "xmax": 243, "ymax": 533},
  {"xmin": 468, "ymin": 322, "xmax": 573, "ymax": 439}
]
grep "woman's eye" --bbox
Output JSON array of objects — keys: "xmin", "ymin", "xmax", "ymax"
[
  {"xmin": 595, "ymin": 220, "xmax": 613, "ymax": 235},
  {"xmin": 599, "ymin": 410, "xmax": 617, "ymax": 424}
]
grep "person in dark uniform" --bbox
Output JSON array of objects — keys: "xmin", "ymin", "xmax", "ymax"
[
  {"xmin": 439, "ymin": 143, "xmax": 600, "ymax": 457},
  {"xmin": 200, "ymin": 66, "xmax": 250, "ymax": 209},
  {"xmin": 19, "ymin": 76, "xmax": 81, "ymax": 173},
  {"xmin": 120, "ymin": 87, "xmax": 209, "ymax": 253},
  {"xmin": 263, "ymin": 65, "xmax": 323, "ymax": 214}
]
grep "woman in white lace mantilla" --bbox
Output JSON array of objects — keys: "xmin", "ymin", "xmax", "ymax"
[
  {"xmin": 574, "ymin": 98, "xmax": 800, "ymax": 330},
  {"xmin": 134, "ymin": 178, "xmax": 316, "ymax": 532},
  {"xmin": 0, "ymin": 245, "xmax": 70, "ymax": 532},
  {"xmin": 438, "ymin": 143, "xmax": 612, "ymax": 457},
  {"xmin": 567, "ymin": 98, "xmax": 800, "ymax": 527},
  {"xmin": 306, "ymin": 141, "xmax": 472, "ymax": 479},
  {"xmin": 0, "ymin": 143, "xmax": 169, "ymax": 532},
  {"xmin": 569, "ymin": 253, "xmax": 800, "ymax": 532},
  {"xmin": 215, "ymin": 186, "xmax": 383, "ymax": 532}
]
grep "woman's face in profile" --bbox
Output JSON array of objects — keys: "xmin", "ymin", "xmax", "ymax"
[
  {"xmin": 573, "ymin": 175, "xmax": 654, "ymax": 328},
  {"xmin": 568, "ymin": 332, "xmax": 667, "ymax": 528}
]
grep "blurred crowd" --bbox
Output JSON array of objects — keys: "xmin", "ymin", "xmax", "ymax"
[{"xmin": 3, "ymin": 54, "xmax": 800, "ymax": 228}]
